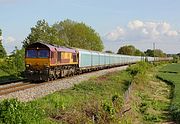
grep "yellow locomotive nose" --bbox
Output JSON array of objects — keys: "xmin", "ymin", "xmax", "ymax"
[{"xmin": 25, "ymin": 58, "xmax": 49, "ymax": 70}]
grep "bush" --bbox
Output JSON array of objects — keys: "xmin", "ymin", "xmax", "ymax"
[
  {"xmin": 127, "ymin": 61, "xmax": 151, "ymax": 77},
  {"xmin": 0, "ymin": 99, "xmax": 44, "ymax": 124},
  {"xmin": 169, "ymin": 104, "xmax": 180, "ymax": 122},
  {"xmin": 0, "ymin": 48, "xmax": 25, "ymax": 78},
  {"xmin": 102, "ymin": 101, "xmax": 115, "ymax": 118}
]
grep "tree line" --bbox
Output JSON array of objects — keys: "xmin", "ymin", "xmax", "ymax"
[{"xmin": 117, "ymin": 45, "xmax": 167, "ymax": 57}]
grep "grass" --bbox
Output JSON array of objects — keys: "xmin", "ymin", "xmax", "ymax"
[
  {"xmin": 159, "ymin": 63, "xmax": 180, "ymax": 73},
  {"xmin": 31, "ymin": 70, "xmax": 132, "ymax": 123},
  {"xmin": 120, "ymin": 62, "xmax": 173, "ymax": 124},
  {"xmin": 0, "ymin": 61, "xmax": 164, "ymax": 124},
  {"xmin": 157, "ymin": 63, "xmax": 180, "ymax": 122},
  {"xmin": 0, "ymin": 73, "xmax": 24, "ymax": 84},
  {"xmin": 0, "ymin": 69, "xmax": 133, "ymax": 124}
]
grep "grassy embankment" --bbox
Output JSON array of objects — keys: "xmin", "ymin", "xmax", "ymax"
[
  {"xmin": 0, "ymin": 66, "xmax": 133, "ymax": 124},
  {"xmin": 157, "ymin": 63, "xmax": 180, "ymax": 123},
  {"xmin": 0, "ymin": 62, "xmax": 170, "ymax": 124},
  {"xmin": 118, "ymin": 62, "xmax": 174, "ymax": 124}
]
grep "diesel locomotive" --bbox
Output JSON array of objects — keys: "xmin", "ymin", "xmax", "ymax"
[{"xmin": 25, "ymin": 42, "xmax": 172, "ymax": 81}]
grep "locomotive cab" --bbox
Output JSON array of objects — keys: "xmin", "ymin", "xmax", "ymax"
[
  {"xmin": 25, "ymin": 42, "xmax": 78, "ymax": 81},
  {"xmin": 25, "ymin": 42, "xmax": 51, "ymax": 81},
  {"xmin": 25, "ymin": 42, "xmax": 50, "ymax": 70}
]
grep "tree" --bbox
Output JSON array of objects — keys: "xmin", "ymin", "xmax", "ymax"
[
  {"xmin": 134, "ymin": 49, "xmax": 145, "ymax": 56},
  {"xmin": 10, "ymin": 47, "xmax": 25, "ymax": 73},
  {"xmin": 144, "ymin": 49, "xmax": 166, "ymax": 57},
  {"xmin": 117, "ymin": 45, "xmax": 144, "ymax": 56},
  {"xmin": 154, "ymin": 49, "xmax": 166, "ymax": 57},
  {"xmin": 117, "ymin": 45, "xmax": 136, "ymax": 55},
  {"xmin": 0, "ymin": 47, "xmax": 25, "ymax": 76},
  {"xmin": 172, "ymin": 55, "xmax": 179, "ymax": 63},
  {"xmin": 0, "ymin": 29, "xmax": 6, "ymax": 58},
  {"xmin": 144, "ymin": 49, "xmax": 154, "ymax": 57},
  {"xmin": 23, "ymin": 19, "xmax": 104, "ymax": 51},
  {"xmin": 53, "ymin": 19, "xmax": 104, "ymax": 51},
  {"xmin": 22, "ymin": 20, "xmax": 64, "ymax": 48},
  {"xmin": 177, "ymin": 53, "xmax": 180, "ymax": 57}
]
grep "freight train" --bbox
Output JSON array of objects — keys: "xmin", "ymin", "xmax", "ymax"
[{"xmin": 25, "ymin": 42, "xmax": 172, "ymax": 81}]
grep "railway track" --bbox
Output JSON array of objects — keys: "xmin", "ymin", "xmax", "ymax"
[
  {"xmin": 0, "ymin": 65, "xmax": 129, "ymax": 97},
  {"xmin": 0, "ymin": 66, "xmax": 128, "ymax": 101},
  {"xmin": 0, "ymin": 82, "xmax": 39, "ymax": 96},
  {"xmin": 0, "ymin": 72, "xmax": 94, "ymax": 96}
]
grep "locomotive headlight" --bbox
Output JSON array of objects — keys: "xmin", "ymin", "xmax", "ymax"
[{"xmin": 26, "ymin": 64, "xmax": 30, "ymax": 67}]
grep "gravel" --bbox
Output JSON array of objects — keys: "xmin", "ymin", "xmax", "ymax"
[{"xmin": 0, "ymin": 66, "xmax": 128, "ymax": 102}]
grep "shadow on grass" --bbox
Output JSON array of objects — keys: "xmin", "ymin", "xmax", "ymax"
[
  {"xmin": 159, "ymin": 71, "xmax": 178, "ymax": 74},
  {"xmin": 121, "ymin": 79, "xmax": 132, "ymax": 92},
  {"xmin": 0, "ymin": 74, "xmax": 25, "ymax": 85}
]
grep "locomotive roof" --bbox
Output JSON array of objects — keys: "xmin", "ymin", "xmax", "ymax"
[{"xmin": 27, "ymin": 42, "xmax": 76, "ymax": 53}]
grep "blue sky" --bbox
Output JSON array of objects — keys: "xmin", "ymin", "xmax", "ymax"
[{"xmin": 0, "ymin": 0, "xmax": 180, "ymax": 54}]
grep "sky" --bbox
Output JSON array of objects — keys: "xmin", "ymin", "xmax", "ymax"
[{"xmin": 0, "ymin": 0, "xmax": 180, "ymax": 54}]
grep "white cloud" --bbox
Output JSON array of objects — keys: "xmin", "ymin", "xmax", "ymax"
[
  {"xmin": 166, "ymin": 30, "xmax": 178, "ymax": 37},
  {"xmin": 105, "ymin": 26, "xmax": 125, "ymax": 41},
  {"xmin": 156, "ymin": 22, "xmax": 170, "ymax": 34},
  {"xmin": 103, "ymin": 20, "xmax": 180, "ymax": 53},
  {"xmin": 142, "ymin": 28, "xmax": 148, "ymax": 35},
  {"xmin": 128, "ymin": 20, "xmax": 144, "ymax": 30},
  {"xmin": 6, "ymin": 36, "xmax": 16, "ymax": 43},
  {"xmin": 1, "ymin": 36, "xmax": 22, "ymax": 54},
  {"xmin": 104, "ymin": 20, "xmax": 179, "ymax": 41}
]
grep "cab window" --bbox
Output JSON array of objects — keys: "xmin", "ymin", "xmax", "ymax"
[
  {"xmin": 38, "ymin": 50, "xmax": 49, "ymax": 58},
  {"xmin": 26, "ymin": 50, "xmax": 37, "ymax": 58}
]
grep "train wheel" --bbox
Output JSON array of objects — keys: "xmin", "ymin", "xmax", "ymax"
[{"xmin": 46, "ymin": 77, "xmax": 50, "ymax": 82}]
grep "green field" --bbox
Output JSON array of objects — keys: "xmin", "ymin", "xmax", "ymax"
[{"xmin": 158, "ymin": 63, "xmax": 180, "ymax": 122}]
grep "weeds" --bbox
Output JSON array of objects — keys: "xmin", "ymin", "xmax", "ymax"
[
  {"xmin": 27, "ymin": 70, "xmax": 132, "ymax": 123},
  {"xmin": 0, "ymin": 99, "xmax": 44, "ymax": 124},
  {"xmin": 127, "ymin": 61, "xmax": 152, "ymax": 77}
]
